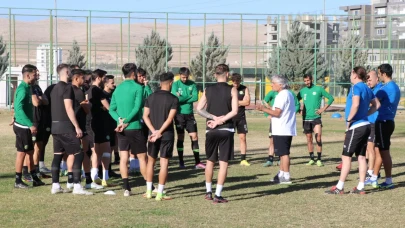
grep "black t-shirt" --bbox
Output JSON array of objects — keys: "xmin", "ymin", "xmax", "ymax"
[
  {"xmin": 42, "ymin": 84, "xmax": 56, "ymax": 129},
  {"xmin": 234, "ymin": 84, "xmax": 247, "ymax": 120},
  {"xmin": 50, "ymin": 81, "xmax": 75, "ymax": 134},
  {"xmin": 72, "ymin": 85, "xmax": 87, "ymax": 131},
  {"xmin": 206, "ymin": 82, "xmax": 233, "ymax": 130},
  {"xmin": 103, "ymin": 90, "xmax": 116, "ymax": 131},
  {"xmin": 31, "ymin": 84, "xmax": 45, "ymax": 127},
  {"xmin": 86, "ymin": 85, "xmax": 106, "ymax": 120},
  {"xmin": 144, "ymin": 90, "xmax": 178, "ymax": 140}
]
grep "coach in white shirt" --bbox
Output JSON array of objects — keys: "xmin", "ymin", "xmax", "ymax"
[{"xmin": 256, "ymin": 75, "xmax": 297, "ymax": 184}]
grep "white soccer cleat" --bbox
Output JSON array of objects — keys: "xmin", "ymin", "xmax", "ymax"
[{"xmin": 124, "ymin": 190, "xmax": 133, "ymax": 197}]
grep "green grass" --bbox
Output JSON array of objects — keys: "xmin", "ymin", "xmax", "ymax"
[{"xmin": 1, "ymin": 109, "xmax": 405, "ymax": 227}]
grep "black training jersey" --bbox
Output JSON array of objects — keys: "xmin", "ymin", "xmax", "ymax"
[
  {"xmin": 31, "ymin": 84, "xmax": 45, "ymax": 127},
  {"xmin": 72, "ymin": 85, "xmax": 87, "ymax": 131},
  {"xmin": 234, "ymin": 84, "xmax": 247, "ymax": 120},
  {"xmin": 103, "ymin": 90, "xmax": 116, "ymax": 131},
  {"xmin": 50, "ymin": 81, "xmax": 75, "ymax": 134},
  {"xmin": 205, "ymin": 82, "xmax": 233, "ymax": 130},
  {"xmin": 42, "ymin": 84, "xmax": 55, "ymax": 129},
  {"xmin": 144, "ymin": 90, "xmax": 178, "ymax": 140},
  {"xmin": 86, "ymin": 85, "xmax": 106, "ymax": 119}
]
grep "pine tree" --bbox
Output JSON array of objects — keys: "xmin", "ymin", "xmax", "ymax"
[
  {"xmin": 267, "ymin": 21, "xmax": 327, "ymax": 90},
  {"xmin": 190, "ymin": 32, "xmax": 229, "ymax": 91},
  {"xmin": 67, "ymin": 40, "xmax": 87, "ymax": 68},
  {"xmin": 0, "ymin": 36, "xmax": 9, "ymax": 80},
  {"xmin": 135, "ymin": 30, "xmax": 172, "ymax": 91},
  {"xmin": 332, "ymin": 35, "xmax": 368, "ymax": 95}
]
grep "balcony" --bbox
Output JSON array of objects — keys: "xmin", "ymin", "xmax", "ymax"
[
  {"xmin": 332, "ymin": 39, "xmax": 338, "ymax": 43},
  {"xmin": 374, "ymin": 3, "xmax": 387, "ymax": 8},
  {"xmin": 349, "ymin": 16, "xmax": 362, "ymax": 20},
  {"xmin": 349, "ymin": 5, "xmax": 362, "ymax": 10},
  {"xmin": 375, "ymin": 24, "xmax": 386, "ymax": 28},
  {"xmin": 352, "ymin": 26, "xmax": 361, "ymax": 30},
  {"xmin": 374, "ymin": 14, "xmax": 387, "ymax": 18}
]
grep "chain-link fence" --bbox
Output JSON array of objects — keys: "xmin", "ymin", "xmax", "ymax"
[{"xmin": 1, "ymin": 7, "xmax": 405, "ymax": 108}]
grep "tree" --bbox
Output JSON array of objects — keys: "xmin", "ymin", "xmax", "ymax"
[
  {"xmin": 267, "ymin": 21, "xmax": 327, "ymax": 90},
  {"xmin": 0, "ymin": 36, "xmax": 9, "ymax": 80},
  {"xmin": 190, "ymin": 32, "xmax": 229, "ymax": 91},
  {"xmin": 67, "ymin": 40, "xmax": 87, "ymax": 68},
  {"xmin": 332, "ymin": 34, "xmax": 368, "ymax": 95},
  {"xmin": 135, "ymin": 30, "xmax": 172, "ymax": 91}
]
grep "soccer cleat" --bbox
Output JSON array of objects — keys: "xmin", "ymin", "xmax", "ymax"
[
  {"xmin": 39, "ymin": 166, "xmax": 52, "ymax": 174},
  {"xmin": 66, "ymin": 183, "xmax": 74, "ymax": 191},
  {"xmin": 60, "ymin": 170, "xmax": 68, "ymax": 177},
  {"xmin": 306, "ymin": 160, "xmax": 315, "ymax": 166},
  {"xmin": 240, "ymin": 160, "xmax": 251, "ymax": 167},
  {"xmin": 85, "ymin": 182, "xmax": 104, "ymax": 190},
  {"xmin": 51, "ymin": 187, "xmax": 65, "ymax": 194},
  {"xmin": 365, "ymin": 179, "xmax": 378, "ymax": 188},
  {"xmin": 144, "ymin": 190, "xmax": 153, "ymax": 199},
  {"xmin": 124, "ymin": 190, "xmax": 133, "ymax": 197},
  {"xmin": 14, "ymin": 182, "xmax": 29, "ymax": 189},
  {"xmin": 195, "ymin": 163, "xmax": 206, "ymax": 169},
  {"xmin": 179, "ymin": 162, "xmax": 186, "ymax": 169},
  {"xmin": 205, "ymin": 192, "xmax": 213, "ymax": 200},
  {"xmin": 316, "ymin": 160, "xmax": 324, "ymax": 167},
  {"xmin": 349, "ymin": 187, "xmax": 366, "ymax": 195},
  {"xmin": 336, "ymin": 163, "xmax": 343, "ymax": 171},
  {"xmin": 279, "ymin": 176, "xmax": 292, "ymax": 185},
  {"xmin": 155, "ymin": 193, "xmax": 172, "ymax": 201},
  {"xmin": 213, "ymin": 195, "xmax": 228, "ymax": 204},
  {"xmin": 378, "ymin": 182, "xmax": 394, "ymax": 189},
  {"xmin": 102, "ymin": 179, "xmax": 117, "ymax": 187},
  {"xmin": 263, "ymin": 161, "xmax": 273, "ymax": 167},
  {"xmin": 93, "ymin": 178, "xmax": 102, "ymax": 185},
  {"xmin": 270, "ymin": 174, "xmax": 280, "ymax": 184},
  {"xmin": 33, "ymin": 179, "xmax": 46, "ymax": 187},
  {"xmin": 325, "ymin": 186, "xmax": 344, "ymax": 195},
  {"xmin": 23, "ymin": 174, "xmax": 33, "ymax": 183},
  {"xmin": 73, "ymin": 187, "xmax": 94, "ymax": 195}
]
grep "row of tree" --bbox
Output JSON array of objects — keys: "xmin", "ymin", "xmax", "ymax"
[{"xmin": 0, "ymin": 20, "xmax": 368, "ymax": 93}]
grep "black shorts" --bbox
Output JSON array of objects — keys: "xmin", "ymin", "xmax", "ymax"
[
  {"xmin": 233, "ymin": 117, "xmax": 248, "ymax": 134},
  {"xmin": 268, "ymin": 123, "xmax": 272, "ymax": 138},
  {"xmin": 342, "ymin": 125, "xmax": 371, "ymax": 157},
  {"xmin": 368, "ymin": 124, "xmax": 375, "ymax": 143},
  {"xmin": 53, "ymin": 132, "xmax": 82, "ymax": 155},
  {"xmin": 273, "ymin": 135, "xmax": 293, "ymax": 156},
  {"xmin": 375, "ymin": 120, "xmax": 395, "ymax": 150},
  {"xmin": 148, "ymin": 139, "xmax": 174, "ymax": 159},
  {"xmin": 117, "ymin": 129, "xmax": 147, "ymax": 154},
  {"xmin": 13, "ymin": 124, "xmax": 34, "ymax": 152},
  {"xmin": 41, "ymin": 126, "xmax": 52, "ymax": 145},
  {"xmin": 109, "ymin": 131, "xmax": 116, "ymax": 147},
  {"xmin": 303, "ymin": 118, "xmax": 322, "ymax": 134},
  {"xmin": 87, "ymin": 126, "xmax": 94, "ymax": 149},
  {"xmin": 175, "ymin": 114, "xmax": 198, "ymax": 134},
  {"xmin": 142, "ymin": 123, "xmax": 149, "ymax": 141},
  {"xmin": 205, "ymin": 130, "xmax": 234, "ymax": 162},
  {"xmin": 91, "ymin": 118, "xmax": 110, "ymax": 144}
]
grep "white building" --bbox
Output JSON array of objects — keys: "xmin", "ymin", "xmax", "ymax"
[{"xmin": 37, "ymin": 43, "xmax": 62, "ymax": 85}]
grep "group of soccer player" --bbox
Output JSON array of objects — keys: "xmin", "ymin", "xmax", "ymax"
[{"xmin": 11, "ymin": 60, "xmax": 400, "ymax": 203}]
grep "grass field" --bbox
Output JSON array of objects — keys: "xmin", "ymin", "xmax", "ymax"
[{"xmin": 1, "ymin": 109, "xmax": 405, "ymax": 228}]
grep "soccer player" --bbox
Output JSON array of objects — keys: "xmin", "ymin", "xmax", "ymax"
[
  {"xmin": 143, "ymin": 72, "xmax": 178, "ymax": 201},
  {"xmin": 367, "ymin": 64, "xmax": 400, "ymax": 189},
  {"xmin": 86, "ymin": 69, "xmax": 114, "ymax": 187},
  {"xmin": 197, "ymin": 64, "xmax": 238, "ymax": 203},
  {"xmin": 102, "ymin": 75, "xmax": 120, "ymax": 178},
  {"xmin": 109, "ymin": 63, "xmax": 147, "ymax": 197},
  {"xmin": 262, "ymin": 87, "xmax": 300, "ymax": 167},
  {"xmin": 325, "ymin": 66, "xmax": 379, "ymax": 194},
  {"xmin": 256, "ymin": 75, "xmax": 297, "ymax": 185},
  {"xmin": 172, "ymin": 67, "xmax": 205, "ymax": 169},
  {"xmin": 297, "ymin": 74, "xmax": 334, "ymax": 167},
  {"xmin": 13, "ymin": 64, "xmax": 45, "ymax": 188},
  {"xmin": 50, "ymin": 63, "xmax": 92, "ymax": 195},
  {"xmin": 41, "ymin": 83, "xmax": 56, "ymax": 174},
  {"xmin": 231, "ymin": 73, "xmax": 251, "ymax": 166}
]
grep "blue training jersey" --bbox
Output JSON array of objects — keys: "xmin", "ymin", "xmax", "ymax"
[
  {"xmin": 345, "ymin": 82, "xmax": 375, "ymax": 127},
  {"xmin": 367, "ymin": 82, "xmax": 383, "ymax": 123},
  {"xmin": 376, "ymin": 81, "xmax": 401, "ymax": 121}
]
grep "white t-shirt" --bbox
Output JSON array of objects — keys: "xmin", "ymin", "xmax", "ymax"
[{"xmin": 271, "ymin": 89, "xmax": 297, "ymax": 136}]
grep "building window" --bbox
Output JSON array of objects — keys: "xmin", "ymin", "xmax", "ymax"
[
  {"xmin": 401, "ymin": 65, "xmax": 405, "ymax": 73},
  {"xmin": 333, "ymin": 34, "xmax": 338, "ymax": 40},
  {"xmin": 377, "ymin": 8, "xmax": 386, "ymax": 15},
  {"xmin": 271, "ymin": 26, "xmax": 277, "ymax": 31},
  {"xmin": 333, "ymin": 25, "xmax": 337, "ymax": 31},
  {"xmin": 377, "ymin": 18, "xmax": 385, "ymax": 25},
  {"xmin": 316, "ymin": 33, "xmax": 320, "ymax": 39},
  {"xmin": 353, "ymin": 10, "xmax": 360, "ymax": 15},
  {"xmin": 377, "ymin": 29, "xmax": 385, "ymax": 35},
  {"xmin": 272, "ymin": 35, "xmax": 277, "ymax": 40},
  {"xmin": 353, "ymin": 20, "xmax": 360, "ymax": 27},
  {"xmin": 352, "ymin": 30, "xmax": 360, "ymax": 35}
]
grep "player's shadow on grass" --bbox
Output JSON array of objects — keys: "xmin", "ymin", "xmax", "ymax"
[{"xmin": 0, "ymin": 173, "xmax": 16, "ymax": 179}]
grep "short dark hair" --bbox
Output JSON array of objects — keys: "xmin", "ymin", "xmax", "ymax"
[
  {"xmin": 22, "ymin": 64, "xmax": 37, "ymax": 74},
  {"xmin": 92, "ymin": 69, "xmax": 107, "ymax": 81},
  {"xmin": 122, "ymin": 63, "xmax": 137, "ymax": 78},
  {"xmin": 160, "ymin": 72, "xmax": 174, "ymax": 82},
  {"xmin": 137, "ymin": 67, "xmax": 146, "ymax": 77},
  {"xmin": 179, "ymin": 67, "xmax": 190, "ymax": 76},
  {"xmin": 103, "ymin": 75, "xmax": 115, "ymax": 84},
  {"xmin": 70, "ymin": 69, "xmax": 86, "ymax": 80},
  {"xmin": 57, "ymin": 63, "xmax": 70, "ymax": 74},
  {"xmin": 353, "ymin": 66, "xmax": 367, "ymax": 81},
  {"xmin": 231, "ymin": 73, "xmax": 242, "ymax": 81},
  {"xmin": 69, "ymin": 64, "xmax": 80, "ymax": 70},
  {"xmin": 215, "ymin": 64, "xmax": 229, "ymax": 75},
  {"xmin": 378, "ymin": 63, "xmax": 393, "ymax": 78},
  {"xmin": 303, "ymin": 74, "xmax": 313, "ymax": 80}
]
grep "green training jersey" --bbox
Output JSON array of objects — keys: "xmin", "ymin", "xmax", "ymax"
[
  {"xmin": 263, "ymin": 90, "xmax": 300, "ymax": 117},
  {"xmin": 14, "ymin": 81, "xmax": 33, "ymax": 127},
  {"xmin": 109, "ymin": 79, "xmax": 144, "ymax": 130},
  {"xmin": 297, "ymin": 85, "xmax": 334, "ymax": 120},
  {"xmin": 171, "ymin": 79, "xmax": 198, "ymax": 115}
]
